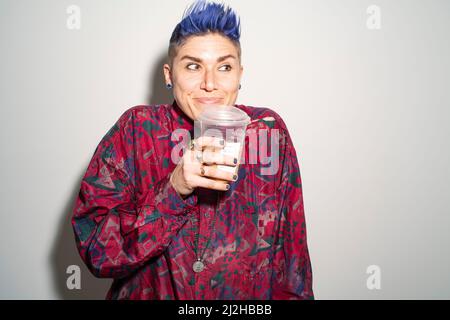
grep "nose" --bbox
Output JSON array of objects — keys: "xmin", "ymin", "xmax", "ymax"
[{"xmin": 200, "ymin": 69, "xmax": 216, "ymax": 92}]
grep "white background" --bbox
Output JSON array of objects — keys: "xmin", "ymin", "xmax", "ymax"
[{"xmin": 0, "ymin": 0, "xmax": 449, "ymax": 299}]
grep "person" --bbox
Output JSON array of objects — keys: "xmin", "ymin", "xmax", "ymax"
[{"xmin": 71, "ymin": 0, "xmax": 314, "ymax": 300}]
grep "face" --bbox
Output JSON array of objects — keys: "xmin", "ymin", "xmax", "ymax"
[{"xmin": 163, "ymin": 33, "xmax": 243, "ymax": 120}]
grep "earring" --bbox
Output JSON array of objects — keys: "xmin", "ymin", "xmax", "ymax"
[
  {"xmin": 239, "ymin": 84, "xmax": 242, "ymax": 90},
  {"xmin": 166, "ymin": 83, "xmax": 173, "ymax": 90}
]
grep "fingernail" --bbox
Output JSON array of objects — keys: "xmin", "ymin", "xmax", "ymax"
[
  {"xmin": 233, "ymin": 158, "xmax": 238, "ymax": 164},
  {"xmin": 225, "ymin": 184, "xmax": 230, "ymax": 190},
  {"xmin": 233, "ymin": 175, "xmax": 238, "ymax": 181}
]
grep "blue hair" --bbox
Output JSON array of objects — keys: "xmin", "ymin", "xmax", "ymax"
[{"xmin": 168, "ymin": 0, "xmax": 241, "ymax": 62}]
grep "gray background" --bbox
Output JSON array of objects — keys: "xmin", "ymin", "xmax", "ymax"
[{"xmin": 0, "ymin": 0, "xmax": 449, "ymax": 299}]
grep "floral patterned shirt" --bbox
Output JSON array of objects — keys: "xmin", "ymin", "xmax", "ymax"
[{"xmin": 71, "ymin": 101, "xmax": 314, "ymax": 300}]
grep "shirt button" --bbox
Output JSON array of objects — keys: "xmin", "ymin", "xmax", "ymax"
[{"xmin": 204, "ymin": 212, "xmax": 210, "ymax": 218}]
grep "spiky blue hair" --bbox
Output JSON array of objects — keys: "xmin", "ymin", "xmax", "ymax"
[{"xmin": 168, "ymin": 0, "xmax": 241, "ymax": 63}]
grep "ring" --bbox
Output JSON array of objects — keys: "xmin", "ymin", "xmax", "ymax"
[
  {"xmin": 195, "ymin": 151, "xmax": 203, "ymax": 163},
  {"xmin": 200, "ymin": 165, "xmax": 205, "ymax": 176}
]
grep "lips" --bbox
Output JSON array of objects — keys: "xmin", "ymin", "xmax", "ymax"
[{"xmin": 194, "ymin": 97, "xmax": 223, "ymax": 104}]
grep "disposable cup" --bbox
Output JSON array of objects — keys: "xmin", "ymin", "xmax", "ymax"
[{"xmin": 194, "ymin": 105, "xmax": 250, "ymax": 176}]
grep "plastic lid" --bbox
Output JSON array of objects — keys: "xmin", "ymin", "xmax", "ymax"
[{"xmin": 197, "ymin": 105, "xmax": 251, "ymax": 127}]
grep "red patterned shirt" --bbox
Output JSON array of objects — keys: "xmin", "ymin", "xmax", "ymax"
[{"xmin": 71, "ymin": 101, "xmax": 314, "ymax": 300}]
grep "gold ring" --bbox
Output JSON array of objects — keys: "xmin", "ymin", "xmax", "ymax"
[
  {"xmin": 200, "ymin": 165, "xmax": 205, "ymax": 176},
  {"xmin": 189, "ymin": 140, "xmax": 195, "ymax": 150}
]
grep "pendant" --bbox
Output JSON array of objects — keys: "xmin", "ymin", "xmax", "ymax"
[{"xmin": 193, "ymin": 260, "xmax": 205, "ymax": 273}]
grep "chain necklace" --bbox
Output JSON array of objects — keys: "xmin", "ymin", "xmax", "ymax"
[{"xmin": 192, "ymin": 191, "xmax": 219, "ymax": 273}]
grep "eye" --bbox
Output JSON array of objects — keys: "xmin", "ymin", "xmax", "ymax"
[
  {"xmin": 219, "ymin": 64, "xmax": 232, "ymax": 71},
  {"xmin": 186, "ymin": 63, "xmax": 200, "ymax": 71}
]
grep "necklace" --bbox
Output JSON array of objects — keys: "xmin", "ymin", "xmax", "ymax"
[{"xmin": 192, "ymin": 191, "xmax": 219, "ymax": 273}]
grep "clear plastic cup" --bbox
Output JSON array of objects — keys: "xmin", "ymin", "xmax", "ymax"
[{"xmin": 194, "ymin": 105, "xmax": 251, "ymax": 176}]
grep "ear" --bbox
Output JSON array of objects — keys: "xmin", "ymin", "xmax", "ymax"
[{"xmin": 163, "ymin": 63, "xmax": 172, "ymax": 84}]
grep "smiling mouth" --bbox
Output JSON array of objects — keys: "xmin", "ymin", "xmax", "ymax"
[{"xmin": 194, "ymin": 98, "xmax": 223, "ymax": 104}]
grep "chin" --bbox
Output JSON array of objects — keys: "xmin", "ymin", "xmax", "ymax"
[{"xmin": 190, "ymin": 105, "xmax": 204, "ymax": 121}]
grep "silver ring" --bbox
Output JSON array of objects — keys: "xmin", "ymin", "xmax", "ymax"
[{"xmin": 195, "ymin": 151, "xmax": 203, "ymax": 163}]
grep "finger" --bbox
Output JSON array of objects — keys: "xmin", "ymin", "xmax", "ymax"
[
  {"xmin": 184, "ymin": 148, "xmax": 208, "ymax": 164},
  {"xmin": 192, "ymin": 149, "xmax": 204, "ymax": 163},
  {"xmin": 183, "ymin": 148, "xmax": 198, "ymax": 164},
  {"xmin": 194, "ymin": 136, "xmax": 225, "ymax": 150},
  {"xmin": 191, "ymin": 175, "xmax": 231, "ymax": 191},
  {"xmin": 199, "ymin": 164, "xmax": 237, "ymax": 182},
  {"xmin": 201, "ymin": 148, "xmax": 238, "ymax": 166}
]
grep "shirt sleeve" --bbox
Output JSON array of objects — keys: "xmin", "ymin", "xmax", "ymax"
[
  {"xmin": 71, "ymin": 114, "xmax": 197, "ymax": 279},
  {"xmin": 272, "ymin": 128, "xmax": 314, "ymax": 300}
]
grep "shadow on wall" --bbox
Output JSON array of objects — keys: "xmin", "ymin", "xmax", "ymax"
[
  {"xmin": 49, "ymin": 168, "xmax": 113, "ymax": 300},
  {"xmin": 50, "ymin": 52, "xmax": 173, "ymax": 299},
  {"xmin": 147, "ymin": 53, "xmax": 174, "ymax": 105}
]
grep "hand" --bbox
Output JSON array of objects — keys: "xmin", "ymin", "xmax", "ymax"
[{"xmin": 170, "ymin": 137, "xmax": 239, "ymax": 197}]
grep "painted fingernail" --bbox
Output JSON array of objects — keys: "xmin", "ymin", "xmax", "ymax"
[
  {"xmin": 233, "ymin": 158, "xmax": 238, "ymax": 164},
  {"xmin": 225, "ymin": 184, "xmax": 230, "ymax": 190},
  {"xmin": 233, "ymin": 175, "xmax": 238, "ymax": 181}
]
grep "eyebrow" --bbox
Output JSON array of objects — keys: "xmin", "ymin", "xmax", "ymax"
[{"xmin": 180, "ymin": 54, "xmax": 237, "ymax": 63}]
